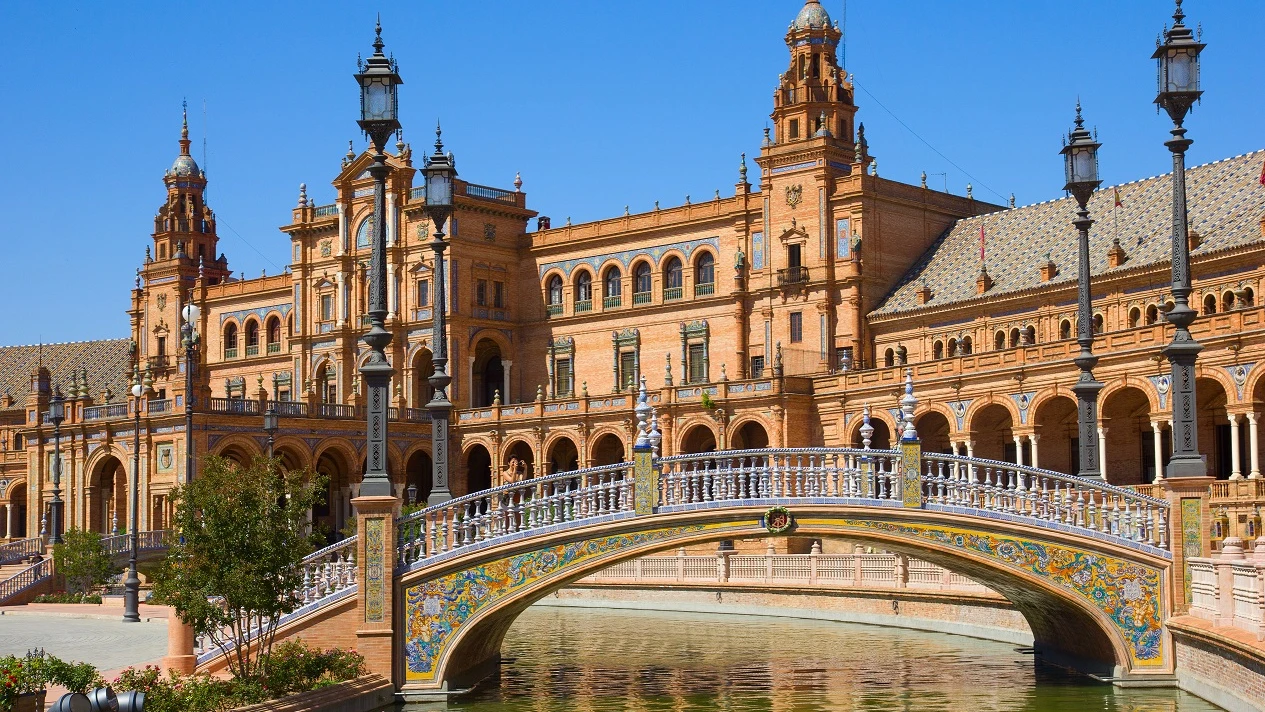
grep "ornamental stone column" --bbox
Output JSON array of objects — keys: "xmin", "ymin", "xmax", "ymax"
[
  {"xmin": 1229, "ymin": 413, "xmax": 1244, "ymax": 480},
  {"xmin": 1248, "ymin": 412, "xmax": 1261, "ymax": 480}
]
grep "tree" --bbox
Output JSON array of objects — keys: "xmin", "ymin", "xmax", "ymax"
[
  {"xmin": 52, "ymin": 528, "xmax": 116, "ymax": 594},
  {"xmin": 152, "ymin": 456, "xmax": 324, "ymax": 681}
]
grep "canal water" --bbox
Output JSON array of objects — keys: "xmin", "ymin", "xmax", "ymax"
[{"xmin": 398, "ymin": 606, "xmax": 1221, "ymax": 711}]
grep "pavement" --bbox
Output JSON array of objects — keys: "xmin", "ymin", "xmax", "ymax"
[{"xmin": 0, "ymin": 599, "xmax": 170, "ymax": 677}]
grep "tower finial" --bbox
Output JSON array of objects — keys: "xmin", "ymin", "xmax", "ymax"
[
  {"xmin": 179, "ymin": 99, "xmax": 191, "ymax": 155},
  {"xmin": 373, "ymin": 14, "xmax": 384, "ymax": 55},
  {"xmin": 1074, "ymin": 97, "xmax": 1084, "ymax": 128},
  {"xmin": 739, "ymin": 152, "xmax": 748, "ymax": 183},
  {"xmin": 433, "ymin": 120, "xmax": 444, "ymax": 155}
]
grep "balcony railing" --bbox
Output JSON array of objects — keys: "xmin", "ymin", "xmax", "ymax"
[
  {"xmin": 633, "ymin": 292, "xmax": 652, "ymax": 305},
  {"xmin": 312, "ymin": 204, "xmax": 338, "ymax": 218},
  {"xmin": 663, "ymin": 287, "xmax": 683, "ymax": 301},
  {"xmin": 603, "ymin": 296, "xmax": 622, "ymax": 309},
  {"xmin": 777, "ymin": 266, "xmax": 810, "ymax": 285},
  {"xmin": 574, "ymin": 299, "xmax": 592, "ymax": 313},
  {"xmin": 224, "ymin": 347, "xmax": 239, "ymax": 359},
  {"xmin": 463, "ymin": 183, "xmax": 516, "ymax": 204},
  {"xmin": 246, "ymin": 345, "xmax": 260, "ymax": 357},
  {"xmin": 274, "ymin": 401, "xmax": 308, "ymax": 417},
  {"xmin": 359, "ymin": 314, "xmax": 374, "ymax": 327},
  {"xmin": 267, "ymin": 343, "xmax": 281, "ymax": 354},
  {"xmin": 148, "ymin": 399, "xmax": 173, "ymax": 414},
  {"xmin": 408, "ymin": 186, "xmax": 425, "ymax": 201},
  {"xmin": 405, "ymin": 408, "xmax": 432, "ymax": 422},
  {"xmin": 546, "ymin": 304, "xmax": 563, "ymax": 317},
  {"xmin": 317, "ymin": 403, "xmax": 357, "ymax": 419},
  {"xmin": 83, "ymin": 403, "xmax": 129, "ymax": 421},
  {"xmin": 694, "ymin": 282, "xmax": 715, "ymax": 296},
  {"xmin": 209, "ymin": 397, "xmax": 260, "ymax": 415}
]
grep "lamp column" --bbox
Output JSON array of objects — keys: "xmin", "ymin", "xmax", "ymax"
[
  {"xmin": 124, "ymin": 355, "xmax": 149, "ymax": 623},
  {"xmin": 48, "ymin": 388, "xmax": 66, "ymax": 545},
  {"xmin": 422, "ymin": 126, "xmax": 457, "ymax": 504},
  {"xmin": 1061, "ymin": 102, "xmax": 1104, "ymax": 480},
  {"xmin": 181, "ymin": 301, "xmax": 201, "ymax": 483}
]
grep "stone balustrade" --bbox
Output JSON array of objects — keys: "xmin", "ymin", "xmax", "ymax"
[
  {"xmin": 582, "ymin": 547, "xmax": 990, "ymax": 594},
  {"xmin": 1188, "ymin": 537, "xmax": 1265, "ymax": 639}
]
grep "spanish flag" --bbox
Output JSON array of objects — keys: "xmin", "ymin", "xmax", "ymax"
[
  {"xmin": 1114, "ymin": 187, "xmax": 1123, "ymax": 207},
  {"xmin": 1259, "ymin": 156, "xmax": 1265, "ymax": 186}
]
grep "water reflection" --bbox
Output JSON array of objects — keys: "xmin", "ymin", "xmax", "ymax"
[{"xmin": 398, "ymin": 606, "xmax": 1219, "ymax": 712}]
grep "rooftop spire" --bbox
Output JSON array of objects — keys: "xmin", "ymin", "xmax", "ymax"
[
  {"xmin": 372, "ymin": 13, "xmax": 384, "ymax": 55},
  {"xmin": 433, "ymin": 120, "xmax": 444, "ymax": 156},
  {"xmin": 179, "ymin": 99, "xmax": 191, "ymax": 156}
]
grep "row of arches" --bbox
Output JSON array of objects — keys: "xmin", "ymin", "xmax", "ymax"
[
  {"xmin": 223, "ymin": 313, "xmax": 289, "ymax": 358},
  {"xmin": 545, "ymin": 252, "xmax": 717, "ymax": 308}
]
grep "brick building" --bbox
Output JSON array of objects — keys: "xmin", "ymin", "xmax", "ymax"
[{"xmin": 2, "ymin": 0, "xmax": 1264, "ymax": 542}]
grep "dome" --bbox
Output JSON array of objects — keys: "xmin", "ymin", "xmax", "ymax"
[
  {"xmin": 170, "ymin": 154, "xmax": 200, "ymax": 177},
  {"xmin": 791, "ymin": 0, "xmax": 832, "ymax": 31}
]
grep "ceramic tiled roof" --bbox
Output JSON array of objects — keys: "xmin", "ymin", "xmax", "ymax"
[
  {"xmin": 871, "ymin": 150, "xmax": 1265, "ymax": 317},
  {"xmin": 0, "ymin": 339, "xmax": 133, "ymax": 410}
]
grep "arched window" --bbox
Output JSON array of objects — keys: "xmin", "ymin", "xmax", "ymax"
[
  {"xmin": 224, "ymin": 323, "xmax": 239, "ymax": 357},
  {"xmin": 1145, "ymin": 305, "xmax": 1159, "ymax": 325},
  {"xmin": 1244, "ymin": 288, "xmax": 1256, "ymax": 307},
  {"xmin": 695, "ymin": 252, "xmax": 715, "ymax": 294},
  {"xmin": 932, "ymin": 340, "xmax": 944, "ymax": 360},
  {"xmin": 1203, "ymin": 294, "xmax": 1217, "ymax": 315},
  {"xmin": 1223, "ymin": 291, "xmax": 1236, "ymax": 312},
  {"xmin": 961, "ymin": 336, "xmax": 973, "ymax": 355},
  {"xmin": 633, "ymin": 262, "xmax": 652, "ymax": 302},
  {"xmin": 266, "ymin": 316, "xmax": 281, "ymax": 353},
  {"xmin": 663, "ymin": 257, "xmax": 683, "ymax": 300},
  {"xmin": 1022, "ymin": 326, "xmax": 1036, "ymax": 346},
  {"xmin": 575, "ymin": 272, "xmax": 593, "ymax": 306},
  {"xmin": 994, "ymin": 331, "xmax": 1006, "ymax": 350},
  {"xmin": 546, "ymin": 275, "xmax": 563, "ymax": 306},
  {"xmin": 947, "ymin": 338, "xmax": 958, "ymax": 357},
  {"xmin": 1008, "ymin": 328, "xmax": 1020, "ymax": 349},
  {"xmin": 895, "ymin": 345, "xmax": 907, "ymax": 365},
  {"xmin": 1093, "ymin": 313, "xmax": 1105, "ymax": 334},
  {"xmin": 245, "ymin": 320, "xmax": 259, "ymax": 347},
  {"xmin": 883, "ymin": 349, "xmax": 894, "ymax": 368},
  {"xmin": 1059, "ymin": 319, "xmax": 1072, "ymax": 340},
  {"xmin": 603, "ymin": 267, "xmax": 622, "ymax": 303},
  {"xmin": 1128, "ymin": 307, "xmax": 1141, "ymax": 328},
  {"xmin": 356, "ymin": 218, "xmax": 372, "ymax": 249}
]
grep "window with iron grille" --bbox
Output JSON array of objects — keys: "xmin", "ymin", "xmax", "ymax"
[
  {"xmin": 555, "ymin": 357, "xmax": 573, "ymax": 398},
  {"xmin": 750, "ymin": 355, "xmax": 765, "ymax": 379},
  {"xmin": 416, "ymin": 279, "xmax": 429, "ymax": 307},
  {"xmin": 493, "ymin": 281, "xmax": 505, "ymax": 308},
  {"xmin": 619, "ymin": 351, "xmax": 637, "ymax": 391},
  {"xmin": 790, "ymin": 312, "xmax": 803, "ymax": 343},
  {"xmin": 476, "ymin": 279, "xmax": 488, "ymax": 307},
  {"xmin": 687, "ymin": 343, "xmax": 705, "ymax": 383}
]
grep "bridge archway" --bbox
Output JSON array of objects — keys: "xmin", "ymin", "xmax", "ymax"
[
  {"xmin": 545, "ymin": 437, "xmax": 579, "ymax": 475},
  {"xmin": 464, "ymin": 445, "xmax": 493, "ymax": 493},
  {"xmin": 679, "ymin": 423, "xmax": 717, "ymax": 454},
  {"xmin": 88, "ymin": 455, "xmax": 127, "ymax": 534},
  {"xmin": 399, "ymin": 506, "xmax": 1167, "ymax": 690},
  {"xmin": 404, "ymin": 450, "xmax": 433, "ymax": 506},
  {"xmin": 589, "ymin": 433, "xmax": 625, "ymax": 466},
  {"xmin": 729, "ymin": 420, "xmax": 769, "ymax": 450},
  {"xmin": 1032, "ymin": 394, "xmax": 1077, "ymax": 476}
]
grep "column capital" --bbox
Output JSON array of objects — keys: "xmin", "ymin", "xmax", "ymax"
[{"xmin": 1247, "ymin": 412, "xmax": 1260, "ymax": 424}]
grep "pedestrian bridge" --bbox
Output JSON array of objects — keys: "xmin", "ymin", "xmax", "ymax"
[{"xmin": 207, "ymin": 430, "xmax": 1182, "ymax": 695}]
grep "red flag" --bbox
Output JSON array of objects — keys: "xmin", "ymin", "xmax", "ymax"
[
  {"xmin": 1114, "ymin": 187, "xmax": 1123, "ymax": 207},
  {"xmin": 1259, "ymin": 156, "xmax": 1265, "ymax": 186},
  {"xmin": 979, "ymin": 224, "xmax": 986, "ymax": 262}
]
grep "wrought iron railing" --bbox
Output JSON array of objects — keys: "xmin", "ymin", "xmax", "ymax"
[
  {"xmin": 148, "ymin": 399, "xmax": 172, "ymax": 414},
  {"xmin": 694, "ymin": 282, "xmax": 716, "ymax": 297},
  {"xmin": 312, "ymin": 204, "xmax": 338, "ymax": 217},
  {"xmin": 0, "ymin": 559, "xmax": 52, "ymax": 605},
  {"xmin": 404, "ymin": 408, "xmax": 432, "ymax": 422},
  {"xmin": 663, "ymin": 287, "xmax": 683, "ymax": 301},
  {"xmin": 0, "ymin": 537, "xmax": 42, "ymax": 566},
  {"xmin": 209, "ymin": 398, "xmax": 260, "ymax": 415},
  {"xmin": 317, "ymin": 403, "xmax": 356, "ymax": 419},
  {"xmin": 603, "ymin": 296, "xmax": 622, "ymax": 309},
  {"xmin": 101, "ymin": 530, "xmax": 170, "ymax": 557},
  {"xmin": 777, "ymin": 266, "xmax": 810, "ymax": 285},
  {"xmin": 463, "ymin": 183, "xmax": 516, "ymax": 204},
  {"xmin": 396, "ymin": 462, "xmax": 634, "ymax": 566},
  {"xmin": 83, "ymin": 403, "xmax": 129, "ymax": 421},
  {"xmin": 274, "ymin": 401, "xmax": 308, "ymax": 417}
]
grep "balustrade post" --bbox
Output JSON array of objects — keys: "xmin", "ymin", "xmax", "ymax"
[
  {"xmin": 161, "ymin": 612, "xmax": 197, "ymax": 675},
  {"xmin": 1216, "ymin": 537, "xmax": 1246, "ymax": 627},
  {"xmin": 351, "ymin": 491, "xmax": 400, "ymax": 684},
  {"xmin": 1161, "ymin": 475, "xmax": 1216, "ymax": 614},
  {"xmin": 894, "ymin": 553, "xmax": 908, "ymax": 589},
  {"xmin": 809, "ymin": 539, "xmax": 820, "ymax": 585},
  {"xmin": 717, "ymin": 546, "xmax": 731, "ymax": 583}
]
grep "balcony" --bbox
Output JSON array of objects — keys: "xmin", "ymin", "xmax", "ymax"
[
  {"xmin": 246, "ymin": 345, "xmax": 260, "ymax": 357},
  {"xmin": 694, "ymin": 282, "xmax": 715, "ymax": 297},
  {"xmin": 546, "ymin": 304, "xmax": 563, "ymax": 317},
  {"xmin": 267, "ymin": 342, "xmax": 281, "ymax": 354},
  {"xmin": 777, "ymin": 266, "xmax": 810, "ymax": 285},
  {"xmin": 603, "ymin": 296, "xmax": 622, "ymax": 309},
  {"xmin": 463, "ymin": 182, "xmax": 516, "ymax": 204},
  {"xmin": 574, "ymin": 299, "xmax": 593, "ymax": 313},
  {"xmin": 317, "ymin": 403, "xmax": 357, "ymax": 419},
  {"xmin": 224, "ymin": 348, "xmax": 238, "ymax": 359},
  {"xmin": 273, "ymin": 401, "xmax": 308, "ymax": 417},
  {"xmin": 663, "ymin": 287, "xmax": 683, "ymax": 302},
  {"xmin": 312, "ymin": 204, "xmax": 338, "ymax": 218},
  {"xmin": 209, "ymin": 397, "xmax": 260, "ymax": 415},
  {"xmin": 404, "ymin": 408, "xmax": 432, "ymax": 422},
  {"xmin": 148, "ymin": 399, "xmax": 173, "ymax": 414},
  {"xmin": 633, "ymin": 292, "xmax": 652, "ymax": 306},
  {"xmin": 408, "ymin": 186, "xmax": 425, "ymax": 201},
  {"xmin": 83, "ymin": 403, "xmax": 130, "ymax": 421}
]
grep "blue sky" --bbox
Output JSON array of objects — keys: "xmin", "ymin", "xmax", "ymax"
[{"xmin": 0, "ymin": 1, "xmax": 1261, "ymax": 345}]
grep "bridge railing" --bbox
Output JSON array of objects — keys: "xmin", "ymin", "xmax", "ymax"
[
  {"xmin": 0, "ymin": 537, "xmax": 43, "ymax": 566},
  {"xmin": 397, "ymin": 462, "xmax": 634, "ymax": 566},
  {"xmin": 0, "ymin": 559, "xmax": 52, "ymax": 605},
  {"xmin": 101, "ymin": 530, "xmax": 170, "ymax": 557},
  {"xmin": 658, "ymin": 448, "xmax": 902, "ymax": 505},
  {"xmin": 921, "ymin": 453, "xmax": 1169, "ymax": 548}
]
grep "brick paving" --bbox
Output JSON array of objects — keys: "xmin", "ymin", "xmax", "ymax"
[{"xmin": 0, "ymin": 601, "xmax": 169, "ymax": 673}]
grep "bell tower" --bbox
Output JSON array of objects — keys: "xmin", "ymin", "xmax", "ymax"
[
  {"xmin": 770, "ymin": 0, "xmax": 856, "ymax": 154},
  {"xmin": 148, "ymin": 103, "xmax": 227, "ymax": 282}
]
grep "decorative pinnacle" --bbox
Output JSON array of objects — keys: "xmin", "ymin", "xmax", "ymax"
[
  {"xmin": 900, "ymin": 368, "xmax": 919, "ymax": 442},
  {"xmin": 860, "ymin": 404, "xmax": 874, "ymax": 449},
  {"xmin": 1074, "ymin": 98, "xmax": 1084, "ymax": 129},
  {"xmin": 181, "ymin": 99, "xmax": 189, "ymax": 141},
  {"xmin": 513, "ymin": 172, "xmax": 523, "ymax": 191},
  {"xmin": 433, "ymin": 120, "xmax": 444, "ymax": 155},
  {"xmin": 372, "ymin": 14, "xmax": 384, "ymax": 54},
  {"xmin": 739, "ymin": 152, "xmax": 748, "ymax": 181},
  {"xmin": 1173, "ymin": 0, "xmax": 1185, "ymax": 26}
]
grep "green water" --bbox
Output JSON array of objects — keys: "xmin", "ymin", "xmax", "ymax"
[{"xmin": 399, "ymin": 606, "xmax": 1222, "ymax": 711}]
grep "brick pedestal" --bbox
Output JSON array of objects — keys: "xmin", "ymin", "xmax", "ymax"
[
  {"xmin": 162, "ymin": 611, "xmax": 197, "ymax": 674},
  {"xmin": 1162, "ymin": 476, "xmax": 1215, "ymax": 614},
  {"xmin": 352, "ymin": 494, "xmax": 399, "ymax": 685}
]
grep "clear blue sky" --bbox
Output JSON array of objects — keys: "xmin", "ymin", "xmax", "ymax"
[{"xmin": 1, "ymin": 1, "xmax": 1261, "ymax": 346}]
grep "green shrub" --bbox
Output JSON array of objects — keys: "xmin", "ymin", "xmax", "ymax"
[
  {"xmin": 1, "ymin": 652, "xmax": 104, "ymax": 705},
  {"xmin": 52, "ymin": 529, "xmax": 117, "ymax": 595},
  {"xmin": 33, "ymin": 592, "xmax": 103, "ymax": 604}
]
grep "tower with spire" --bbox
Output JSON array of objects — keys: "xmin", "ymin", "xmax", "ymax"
[{"xmin": 149, "ymin": 102, "xmax": 227, "ymax": 282}]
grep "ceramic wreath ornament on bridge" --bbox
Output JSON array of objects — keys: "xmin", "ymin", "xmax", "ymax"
[{"xmin": 763, "ymin": 506, "xmax": 794, "ymax": 534}]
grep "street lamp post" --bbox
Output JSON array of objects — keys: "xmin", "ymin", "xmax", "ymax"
[
  {"xmin": 181, "ymin": 302, "xmax": 201, "ymax": 483},
  {"xmin": 1061, "ymin": 102, "xmax": 1104, "ymax": 480},
  {"xmin": 422, "ymin": 126, "xmax": 456, "ymax": 505},
  {"xmin": 124, "ymin": 355, "xmax": 150, "ymax": 623},
  {"xmin": 47, "ymin": 387, "xmax": 65, "ymax": 545},
  {"xmin": 354, "ymin": 18, "xmax": 403, "ymax": 498},
  {"xmin": 1154, "ymin": 0, "xmax": 1206, "ymax": 478},
  {"xmin": 263, "ymin": 404, "xmax": 279, "ymax": 460}
]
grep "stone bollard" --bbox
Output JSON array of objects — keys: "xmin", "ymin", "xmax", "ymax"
[
  {"xmin": 162, "ymin": 610, "xmax": 197, "ymax": 675},
  {"xmin": 1215, "ymin": 536, "xmax": 1247, "ymax": 627}
]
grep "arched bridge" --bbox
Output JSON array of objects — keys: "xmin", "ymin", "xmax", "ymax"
[{"xmin": 214, "ymin": 435, "xmax": 1184, "ymax": 697}]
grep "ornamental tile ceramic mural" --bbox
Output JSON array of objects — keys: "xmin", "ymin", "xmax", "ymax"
[
  {"xmin": 403, "ymin": 523, "xmax": 740, "ymax": 682},
  {"xmin": 809, "ymin": 518, "xmax": 1165, "ymax": 668},
  {"xmin": 364, "ymin": 518, "xmax": 386, "ymax": 622}
]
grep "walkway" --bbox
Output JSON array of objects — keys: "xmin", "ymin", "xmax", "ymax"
[{"xmin": 0, "ymin": 601, "xmax": 169, "ymax": 672}]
